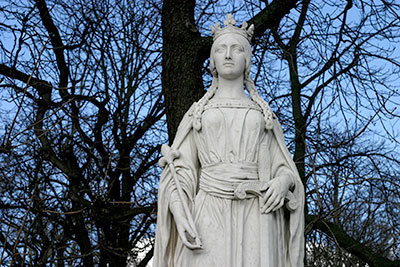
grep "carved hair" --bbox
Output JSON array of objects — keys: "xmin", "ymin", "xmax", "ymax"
[
  {"xmin": 245, "ymin": 75, "xmax": 274, "ymax": 129},
  {"xmin": 192, "ymin": 78, "xmax": 218, "ymax": 130},
  {"xmin": 193, "ymin": 33, "xmax": 274, "ymax": 131}
]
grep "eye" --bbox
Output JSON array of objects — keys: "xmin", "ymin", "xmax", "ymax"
[
  {"xmin": 233, "ymin": 46, "xmax": 244, "ymax": 53},
  {"xmin": 215, "ymin": 46, "xmax": 226, "ymax": 54}
]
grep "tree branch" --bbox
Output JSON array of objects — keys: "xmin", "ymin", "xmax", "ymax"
[
  {"xmin": 248, "ymin": 0, "xmax": 299, "ymax": 38},
  {"xmin": 0, "ymin": 63, "xmax": 52, "ymax": 96},
  {"xmin": 197, "ymin": 0, "xmax": 300, "ymax": 62},
  {"xmin": 304, "ymin": 53, "xmax": 359, "ymax": 121},
  {"xmin": 308, "ymin": 215, "xmax": 400, "ymax": 267},
  {"xmin": 34, "ymin": 0, "xmax": 69, "ymax": 91}
]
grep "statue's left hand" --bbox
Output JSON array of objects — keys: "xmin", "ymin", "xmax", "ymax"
[{"xmin": 260, "ymin": 176, "xmax": 292, "ymax": 214}]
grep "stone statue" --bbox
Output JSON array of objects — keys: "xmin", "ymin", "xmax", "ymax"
[{"xmin": 154, "ymin": 14, "xmax": 305, "ymax": 267}]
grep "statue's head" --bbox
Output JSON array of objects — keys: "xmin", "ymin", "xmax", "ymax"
[
  {"xmin": 210, "ymin": 14, "xmax": 254, "ymax": 79},
  {"xmin": 192, "ymin": 14, "xmax": 273, "ymax": 131}
]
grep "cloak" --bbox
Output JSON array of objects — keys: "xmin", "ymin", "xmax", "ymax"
[{"xmin": 153, "ymin": 102, "xmax": 304, "ymax": 267}]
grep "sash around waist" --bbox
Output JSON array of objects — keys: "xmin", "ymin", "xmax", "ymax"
[{"xmin": 199, "ymin": 162, "xmax": 259, "ymax": 199}]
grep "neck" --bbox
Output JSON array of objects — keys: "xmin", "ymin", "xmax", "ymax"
[{"xmin": 214, "ymin": 75, "xmax": 248, "ymax": 99}]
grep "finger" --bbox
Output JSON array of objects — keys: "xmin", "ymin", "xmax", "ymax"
[
  {"xmin": 265, "ymin": 195, "xmax": 281, "ymax": 214},
  {"xmin": 272, "ymin": 198, "xmax": 285, "ymax": 212},
  {"xmin": 181, "ymin": 233, "xmax": 199, "ymax": 249},
  {"xmin": 177, "ymin": 225, "xmax": 198, "ymax": 249},
  {"xmin": 187, "ymin": 234, "xmax": 202, "ymax": 249},
  {"xmin": 264, "ymin": 186, "xmax": 273, "ymax": 200},
  {"xmin": 178, "ymin": 221, "xmax": 202, "ymax": 249},
  {"xmin": 181, "ymin": 220, "xmax": 196, "ymax": 239},
  {"xmin": 261, "ymin": 192, "xmax": 277, "ymax": 213},
  {"xmin": 261, "ymin": 187, "xmax": 273, "ymax": 207},
  {"xmin": 185, "ymin": 224, "xmax": 196, "ymax": 238},
  {"xmin": 264, "ymin": 190, "xmax": 278, "ymax": 209}
]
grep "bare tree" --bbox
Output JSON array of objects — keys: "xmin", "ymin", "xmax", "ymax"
[
  {"xmin": 263, "ymin": 1, "xmax": 400, "ymax": 265},
  {"xmin": 161, "ymin": 0, "xmax": 400, "ymax": 266},
  {"xmin": 0, "ymin": 0, "xmax": 399, "ymax": 266},
  {"xmin": 1, "ymin": 0, "xmax": 162, "ymax": 265}
]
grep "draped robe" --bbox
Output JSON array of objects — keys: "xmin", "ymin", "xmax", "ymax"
[{"xmin": 154, "ymin": 98, "xmax": 304, "ymax": 267}]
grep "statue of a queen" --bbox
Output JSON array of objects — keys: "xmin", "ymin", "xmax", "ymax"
[{"xmin": 153, "ymin": 14, "xmax": 305, "ymax": 267}]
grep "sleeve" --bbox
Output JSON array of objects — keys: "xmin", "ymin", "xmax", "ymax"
[
  {"xmin": 268, "ymin": 129, "xmax": 296, "ymax": 190},
  {"xmin": 271, "ymin": 118, "xmax": 305, "ymax": 267},
  {"xmin": 167, "ymin": 127, "xmax": 199, "ymax": 208},
  {"xmin": 153, "ymin": 103, "xmax": 199, "ymax": 267}
]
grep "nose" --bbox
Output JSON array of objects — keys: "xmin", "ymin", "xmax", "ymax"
[{"xmin": 225, "ymin": 47, "xmax": 232, "ymax": 59}]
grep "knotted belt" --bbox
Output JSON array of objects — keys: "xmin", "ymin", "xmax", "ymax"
[
  {"xmin": 199, "ymin": 161, "xmax": 298, "ymax": 211},
  {"xmin": 199, "ymin": 161, "xmax": 259, "ymax": 199}
]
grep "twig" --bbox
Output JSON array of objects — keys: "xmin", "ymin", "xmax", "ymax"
[
  {"xmin": 42, "ymin": 209, "xmax": 83, "ymax": 215},
  {"xmin": 5, "ymin": 37, "xmax": 50, "ymax": 148},
  {"xmin": 10, "ymin": 182, "xmax": 38, "ymax": 266}
]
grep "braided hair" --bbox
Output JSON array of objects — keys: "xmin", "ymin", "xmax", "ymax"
[
  {"xmin": 193, "ymin": 77, "xmax": 218, "ymax": 131},
  {"xmin": 245, "ymin": 74, "xmax": 274, "ymax": 130}
]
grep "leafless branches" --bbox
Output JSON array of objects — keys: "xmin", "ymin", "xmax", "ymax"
[{"xmin": 0, "ymin": 0, "xmax": 162, "ymax": 265}]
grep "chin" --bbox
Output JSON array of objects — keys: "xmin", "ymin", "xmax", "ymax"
[{"xmin": 220, "ymin": 73, "xmax": 242, "ymax": 80}]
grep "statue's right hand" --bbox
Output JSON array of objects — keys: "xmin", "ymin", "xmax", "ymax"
[{"xmin": 170, "ymin": 202, "xmax": 202, "ymax": 250}]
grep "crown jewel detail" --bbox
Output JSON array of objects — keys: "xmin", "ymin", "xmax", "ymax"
[{"xmin": 211, "ymin": 14, "xmax": 254, "ymax": 43}]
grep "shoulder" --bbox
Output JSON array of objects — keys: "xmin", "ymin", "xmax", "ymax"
[
  {"xmin": 271, "ymin": 114, "xmax": 284, "ymax": 137},
  {"xmin": 177, "ymin": 102, "xmax": 197, "ymax": 131},
  {"xmin": 171, "ymin": 102, "xmax": 197, "ymax": 147}
]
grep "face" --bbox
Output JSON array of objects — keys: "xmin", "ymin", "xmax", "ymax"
[{"xmin": 212, "ymin": 34, "xmax": 247, "ymax": 80}]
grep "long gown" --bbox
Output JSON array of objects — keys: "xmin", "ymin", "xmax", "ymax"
[{"xmin": 154, "ymin": 97, "xmax": 304, "ymax": 267}]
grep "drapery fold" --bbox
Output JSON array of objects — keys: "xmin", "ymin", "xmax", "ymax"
[{"xmin": 153, "ymin": 100, "xmax": 304, "ymax": 267}]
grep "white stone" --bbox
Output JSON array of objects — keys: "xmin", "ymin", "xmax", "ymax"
[{"xmin": 153, "ymin": 14, "xmax": 304, "ymax": 267}]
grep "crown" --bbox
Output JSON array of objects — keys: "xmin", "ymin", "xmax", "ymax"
[{"xmin": 211, "ymin": 14, "xmax": 254, "ymax": 43}]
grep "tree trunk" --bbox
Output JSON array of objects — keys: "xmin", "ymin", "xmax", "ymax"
[{"xmin": 162, "ymin": 0, "xmax": 206, "ymax": 141}]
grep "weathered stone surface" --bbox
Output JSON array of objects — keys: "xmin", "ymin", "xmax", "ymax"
[{"xmin": 154, "ymin": 14, "xmax": 304, "ymax": 267}]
